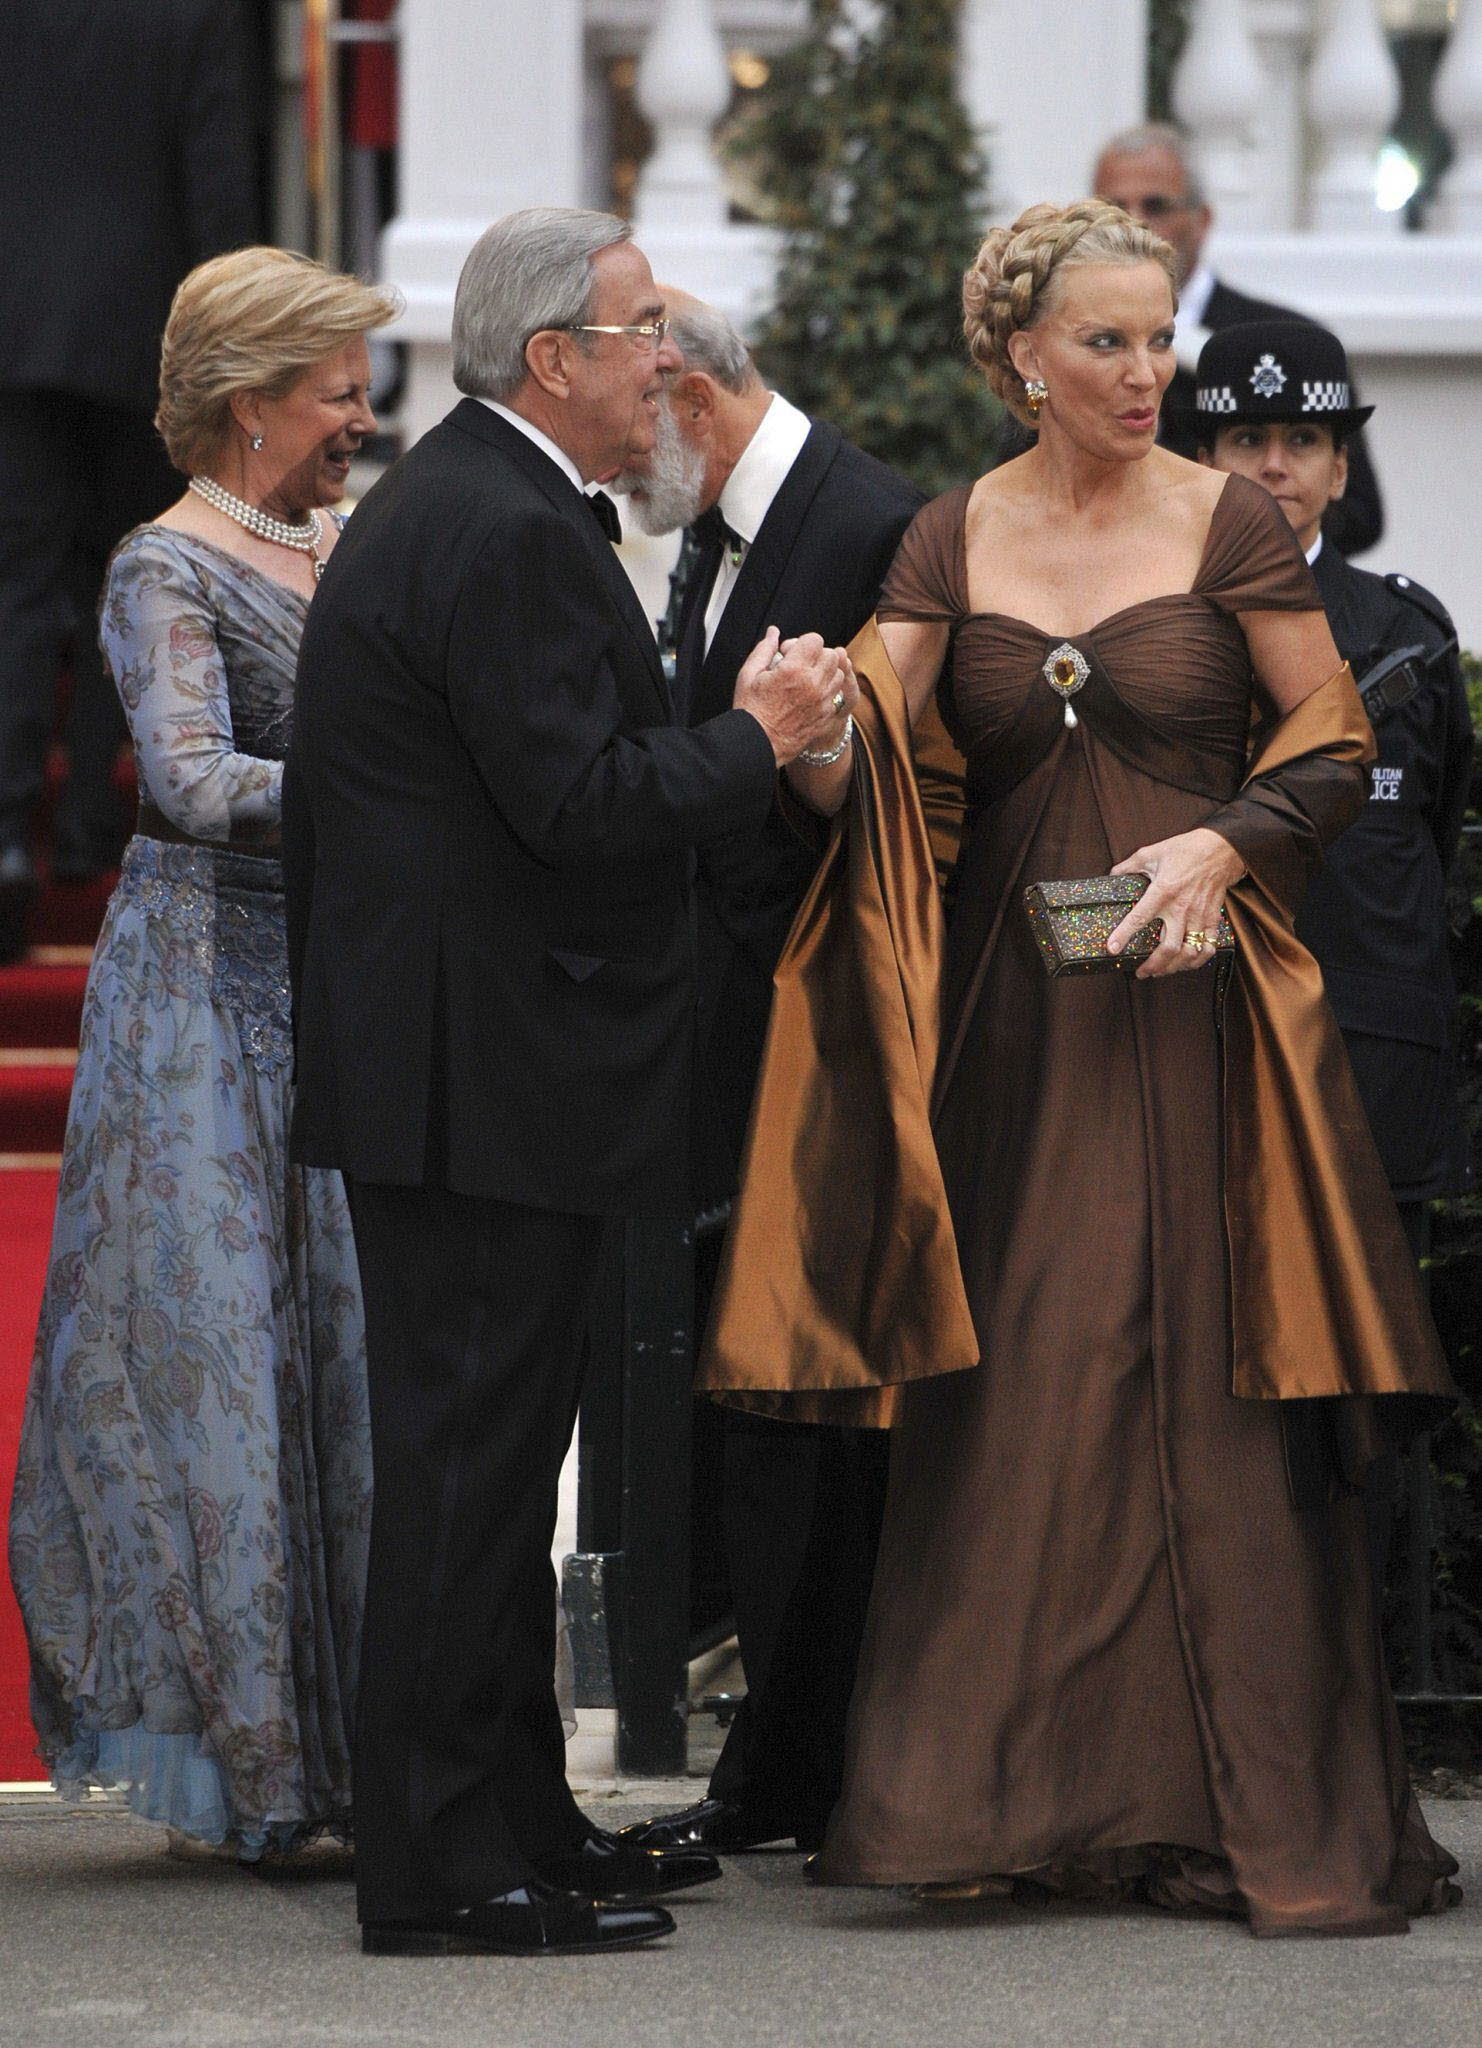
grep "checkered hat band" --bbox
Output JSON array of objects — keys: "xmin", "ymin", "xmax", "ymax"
[
  {"xmin": 1302, "ymin": 380, "xmax": 1351, "ymax": 413},
  {"xmin": 1197, "ymin": 387, "xmax": 1237, "ymax": 414}
]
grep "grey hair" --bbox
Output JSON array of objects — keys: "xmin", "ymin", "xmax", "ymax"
[
  {"xmin": 668, "ymin": 300, "xmax": 759, "ymax": 395},
  {"xmin": 1094, "ymin": 121, "xmax": 1207, "ymax": 210},
  {"xmin": 452, "ymin": 206, "xmax": 633, "ymax": 402}
]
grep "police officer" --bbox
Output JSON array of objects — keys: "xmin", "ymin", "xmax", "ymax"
[{"xmin": 1191, "ymin": 319, "xmax": 1473, "ymax": 1571}]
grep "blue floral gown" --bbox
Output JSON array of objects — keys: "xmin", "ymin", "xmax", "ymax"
[{"xmin": 7, "ymin": 527, "xmax": 371, "ymax": 1854}]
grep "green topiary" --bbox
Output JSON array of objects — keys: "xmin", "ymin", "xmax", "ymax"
[{"xmin": 742, "ymin": 0, "xmax": 1001, "ymax": 497}]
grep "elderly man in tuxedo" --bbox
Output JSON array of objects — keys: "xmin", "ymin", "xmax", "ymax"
[
  {"xmin": 1091, "ymin": 120, "xmax": 1383, "ymax": 556},
  {"xmin": 284, "ymin": 210, "xmax": 856, "ymax": 1958},
  {"xmin": 612, "ymin": 292, "xmax": 923, "ymax": 1858}
]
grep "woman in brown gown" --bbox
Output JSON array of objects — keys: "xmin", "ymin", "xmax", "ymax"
[{"xmin": 738, "ymin": 204, "xmax": 1458, "ymax": 1935}]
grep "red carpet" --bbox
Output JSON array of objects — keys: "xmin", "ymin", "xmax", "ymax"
[
  {"xmin": 0, "ymin": 727, "xmax": 126, "ymax": 1778},
  {"xmin": 0, "ymin": 1169, "xmax": 60, "ymax": 1780},
  {"xmin": 0, "ymin": 1060, "xmax": 77, "ymax": 1155},
  {"xmin": 0, "ymin": 812, "xmax": 108, "ymax": 1775},
  {"xmin": 0, "ymin": 958, "xmax": 90, "ymax": 1046}
]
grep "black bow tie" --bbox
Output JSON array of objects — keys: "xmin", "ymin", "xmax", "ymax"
[
  {"xmin": 587, "ymin": 490, "xmax": 622, "ymax": 543},
  {"xmin": 690, "ymin": 504, "xmax": 744, "ymax": 558}
]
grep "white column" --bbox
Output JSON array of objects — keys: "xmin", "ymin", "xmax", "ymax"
[
  {"xmin": 958, "ymin": 0, "xmax": 1149, "ymax": 223},
  {"xmin": 1172, "ymin": 0, "xmax": 1264, "ymax": 228},
  {"xmin": 1307, "ymin": 0, "xmax": 1402, "ymax": 232},
  {"xmin": 1246, "ymin": 0, "xmax": 1315, "ymax": 230},
  {"xmin": 1434, "ymin": 0, "xmax": 1482, "ymax": 232},
  {"xmin": 625, "ymin": 0, "xmax": 777, "ymax": 325},
  {"xmin": 633, "ymin": 0, "xmax": 732, "ymax": 233},
  {"xmin": 381, "ymin": 0, "xmax": 586, "ymax": 443}
]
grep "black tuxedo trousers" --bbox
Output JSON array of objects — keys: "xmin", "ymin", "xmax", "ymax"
[{"xmin": 348, "ymin": 1183, "xmax": 601, "ymax": 1914}]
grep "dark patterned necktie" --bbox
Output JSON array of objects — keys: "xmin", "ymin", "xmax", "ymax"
[{"xmin": 667, "ymin": 506, "xmax": 743, "ymax": 720}]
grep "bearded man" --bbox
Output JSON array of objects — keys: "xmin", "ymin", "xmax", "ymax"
[{"xmin": 611, "ymin": 293, "xmax": 923, "ymax": 1857}]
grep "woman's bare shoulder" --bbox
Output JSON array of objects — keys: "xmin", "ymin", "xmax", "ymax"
[
  {"xmin": 964, "ymin": 458, "xmax": 1041, "ymax": 544},
  {"xmin": 1150, "ymin": 446, "xmax": 1228, "ymax": 525},
  {"xmin": 967, "ymin": 456, "xmax": 1034, "ymax": 508}
]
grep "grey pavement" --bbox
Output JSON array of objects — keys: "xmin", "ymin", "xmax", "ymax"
[{"xmin": 0, "ymin": 1793, "xmax": 1478, "ymax": 2048}]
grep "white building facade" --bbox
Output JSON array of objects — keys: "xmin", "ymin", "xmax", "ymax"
[{"xmin": 375, "ymin": 0, "xmax": 1482, "ymax": 644}]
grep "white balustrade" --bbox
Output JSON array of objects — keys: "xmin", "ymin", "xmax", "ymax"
[
  {"xmin": 1435, "ymin": 0, "xmax": 1482, "ymax": 232},
  {"xmin": 1246, "ymin": 0, "xmax": 1314, "ymax": 231},
  {"xmin": 960, "ymin": 0, "xmax": 1149, "ymax": 221},
  {"xmin": 634, "ymin": 0, "xmax": 734, "ymax": 232},
  {"xmin": 1308, "ymin": 0, "xmax": 1404, "ymax": 231},
  {"xmin": 381, "ymin": 0, "xmax": 586, "ymax": 440},
  {"xmin": 1171, "ymin": 0, "xmax": 1264, "ymax": 227}
]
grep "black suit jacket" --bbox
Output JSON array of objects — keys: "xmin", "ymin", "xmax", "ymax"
[
  {"xmin": 284, "ymin": 399, "xmax": 778, "ymax": 1213},
  {"xmin": 1296, "ymin": 543, "xmax": 1472, "ymax": 1200},
  {"xmin": 0, "ymin": 1, "xmax": 258, "ymax": 414},
  {"xmin": 1163, "ymin": 278, "xmax": 1384, "ymax": 558},
  {"xmin": 684, "ymin": 420, "xmax": 924, "ymax": 1205}
]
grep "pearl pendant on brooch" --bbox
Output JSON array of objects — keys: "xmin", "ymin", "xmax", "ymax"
[{"xmin": 1042, "ymin": 641, "xmax": 1087, "ymax": 728}]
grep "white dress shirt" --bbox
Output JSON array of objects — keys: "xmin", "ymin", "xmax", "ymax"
[
  {"xmin": 1306, "ymin": 534, "xmax": 1324, "ymax": 567},
  {"xmin": 1174, "ymin": 261, "xmax": 1217, "ymax": 373},
  {"xmin": 702, "ymin": 393, "xmax": 813, "ymax": 653}
]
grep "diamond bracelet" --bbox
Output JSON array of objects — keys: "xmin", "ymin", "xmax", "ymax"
[{"xmin": 797, "ymin": 715, "xmax": 854, "ymax": 769}]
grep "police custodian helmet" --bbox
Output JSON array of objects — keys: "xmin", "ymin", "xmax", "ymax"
[{"xmin": 1188, "ymin": 320, "xmax": 1376, "ymax": 441}]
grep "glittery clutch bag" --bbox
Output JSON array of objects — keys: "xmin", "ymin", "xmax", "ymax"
[{"xmin": 1022, "ymin": 874, "xmax": 1234, "ymax": 977}]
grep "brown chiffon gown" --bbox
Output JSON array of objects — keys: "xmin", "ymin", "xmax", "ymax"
[{"xmin": 814, "ymin": 474, "xmax": 1458, "ymax": 1935}]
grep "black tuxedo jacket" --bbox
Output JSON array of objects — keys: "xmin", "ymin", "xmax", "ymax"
[
  {"xmin": 1163, "ymin": 277, "xmax": 1383, "ymax": 558},
  {"xmin": 284, "ymin": 399, "xmax": 778, "ymax": 1213},
  {"xmin": 684, "ymin": 420, "xmax": 924, "ymax": 1205},
  {"xmin": 0, "ymin": 1, "xmax": 259, "ymax": 414}
]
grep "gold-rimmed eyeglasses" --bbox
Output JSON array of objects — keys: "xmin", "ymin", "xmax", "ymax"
[{"xmin": 565, "ymin": 317, "xmax": 670, "ymax": 351}]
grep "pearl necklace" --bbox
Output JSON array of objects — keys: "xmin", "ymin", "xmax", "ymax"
[{"xmin": 189, "ymin": 476, "xmax": 325, "ymax": 578}]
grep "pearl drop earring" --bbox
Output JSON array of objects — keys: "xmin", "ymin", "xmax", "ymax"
[{"xmin": 250, "ymin": 433, "xmax": 264, "ymax": 452}]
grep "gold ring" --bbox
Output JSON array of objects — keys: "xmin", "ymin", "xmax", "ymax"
[
  {"xmin": 831, "ymin": 689, "xmax": 846, "ymax": 714},
  {"xmin": 1183, "ymin": 930, "xmax": 1209, "ymax": 952}
]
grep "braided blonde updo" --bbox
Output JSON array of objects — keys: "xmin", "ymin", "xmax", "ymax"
[{"xmin": 963, "ymin": 200, "xmax": 1179, "ymax": 426}]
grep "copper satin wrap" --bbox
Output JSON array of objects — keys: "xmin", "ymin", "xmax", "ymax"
[
  {"xmin": 698, "ymin": 627, "xmax": 1455, "ymax": 1423},
  {"xmin": 697, "ymin": 620, "xmax": 977, "ymax": 1427}
]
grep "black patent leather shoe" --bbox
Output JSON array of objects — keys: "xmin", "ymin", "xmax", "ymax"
[
  {"xmin": 617, "ymin": 1798, "xmax": 800, "ymax": 1855},
  {"xmin": 361, "ymin": 1880, "xmax": 675, "ymax": 1955},
  {"xmin": 536, "ymin": 1827, "xmax": 721, "ymax": 1902}
]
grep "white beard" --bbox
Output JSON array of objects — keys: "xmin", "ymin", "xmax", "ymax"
[{"xmin": 611, "ymin": 394, "xmax": 708, "ymax": 536}]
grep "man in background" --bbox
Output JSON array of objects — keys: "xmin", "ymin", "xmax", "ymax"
[
  {"xmin": 0, "ymin": 1, "xmax": 258, "ymax": 957},
  {"xmin": 1092, "ymin": 121, "xmax": 1383, "ymax": 557},
  {"xmin": 613, "ymin": 292, "xmax": 923, "ymax": 1857}
]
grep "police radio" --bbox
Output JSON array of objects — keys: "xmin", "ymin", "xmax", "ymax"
[
  {"xmin": 1359, "ymin": 647, "xmax": 1449, "ymax": 737},
  {"xmin": 1355, "ymin": 590, "xmax": 1460, "ymax": 726},
  {"xmin": 1355, "ymin": 644, "xmax": 1427, "ymax": 726}
]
